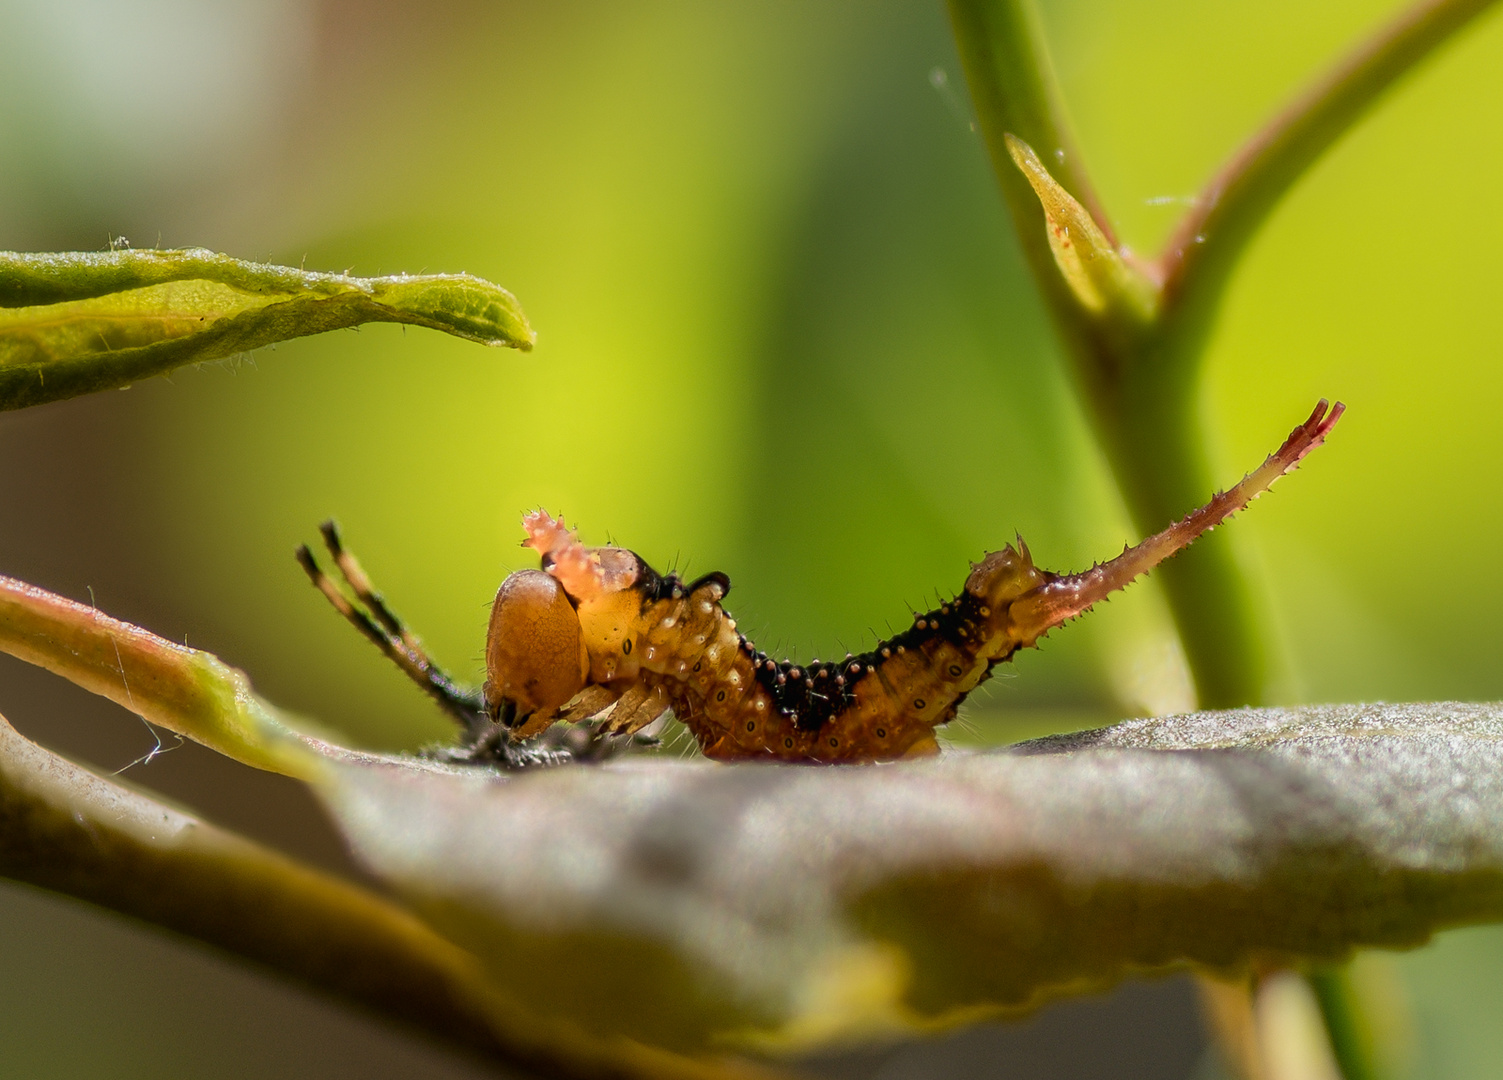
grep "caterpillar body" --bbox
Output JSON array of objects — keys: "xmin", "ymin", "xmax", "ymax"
[{"xmin": 301, "ymin": 400, "xmax": 1342, "ymax": 765}]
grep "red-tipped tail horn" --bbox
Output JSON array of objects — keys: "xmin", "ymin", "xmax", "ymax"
[{"xmin": 1008, "ymin": 399, "xmax": 1343, "ymax": 641}]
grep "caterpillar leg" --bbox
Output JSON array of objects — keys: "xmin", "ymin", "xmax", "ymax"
[
  {"xmin": 557, "ymin": 684, "xmax": 621, "ymax": 724},
  {"xmin": 598, "ymin": 681, "xmax": 671, "ymax": 737},
  {"xmin": 296, "ymin": 522, "xmax": 631, "ymax": 769}
]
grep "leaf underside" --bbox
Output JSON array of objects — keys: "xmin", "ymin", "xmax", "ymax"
[
  {"xmin": 8, "ymin": 573, "xmax": 1503, "ymax": 1057},
  {"xmin": 0, "ymin": 248, "xmax": 535, "ymax": 410},
  {"xmin": 4, "ymin": 573, "xmax": 1503, "ymax": 1055},
  {"xmin": 318, "ymin": 702, "xmax": 1503, "ymax": 1051}
]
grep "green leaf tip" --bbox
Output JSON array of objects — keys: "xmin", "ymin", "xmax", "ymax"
[
  {"xmin": 0, "ymin": 247, "xmax": 536, "ymax": 411},
  {"xmin": 1003, "ymin": 134, "xmax": 1158, "ymax": 321}
]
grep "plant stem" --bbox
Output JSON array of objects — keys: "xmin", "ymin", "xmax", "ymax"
[
  {"xmin": 946, "ymin": 0, "xmax": 1127, "ymax": 396},
  {"xmin": 1306, "ymin": 967, "xmax": 1383, "ymax": 1080},
  {"xmin": 1160, "ymin": 0, "xmax": 1502, "ymax": 315},
  {"xmin": 0, "ymin": 713, "xmax": 774, "ymax": 1080},
  {"xmin": 949, "ymin": 0, "xmax": 1500, "ymax": 708}
]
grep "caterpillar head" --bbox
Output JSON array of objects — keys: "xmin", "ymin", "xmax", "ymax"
[
  {"xmin": 520, "ymin": 509, "xmax": 650, "ymax": 686},
  {"xmin": 483, "ymin": 569, "xmax": 589, "ymax": 737},
  {"xmin": 482, "ymin": 508, "xmax": 643, "ymax": 741}
]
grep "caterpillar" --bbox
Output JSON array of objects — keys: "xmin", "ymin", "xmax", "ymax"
[{"xmin": 299, "ymin": 399, "xmax": 1342, "ymax": 765}]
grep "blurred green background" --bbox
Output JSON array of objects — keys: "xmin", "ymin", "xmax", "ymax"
[{"xmin": 2, "ymin": 0, "xmax": 1502, "ymax": 1076}]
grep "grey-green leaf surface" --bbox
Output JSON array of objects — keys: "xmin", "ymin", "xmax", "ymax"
[
  {"xmin": 3, "ymin": 572, "xmax": 1501, "ymax": 1055},
  {"xmin": 316, "ymin": 703, "xmax": 1503, "ymax": 1053},
  {"xmin": 0, "ymin": 248, "xmax": 534, "ymax": 410},
  {"xmin": 0, "ymin": 711, "xmax": 787, "ymax": 1080}
]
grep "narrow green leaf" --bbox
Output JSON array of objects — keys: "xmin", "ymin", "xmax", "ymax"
[
  {"xmin": 0, "ymin": 573, "xmax": 321, "ymax": 776},
  {"xmin": 1004, "ymin": 133, "xmax": 1158, "ymax": 321},
  {"xmin": 0, "ymin": 248, "xmax": 535, "ymax": 410}
]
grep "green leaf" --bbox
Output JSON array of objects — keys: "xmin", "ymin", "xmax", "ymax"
[
  {"xmin": 6, "ymin": 572, "xmax": 1503, "ymax": 1055},
  {"xmin": 0, "ymin": 248, "xmax": 535, "ymax": 410},
  {"xmin": 313, "ymin": 703, "xmax": 1503, "ymax": 1052},
  {"xmin": 0, "ymin": 573, "xmax": 323, "ymax": 777},
  {"xmin": 1003, "ymin": 133, "xmax": 1157, "ymax": 320}
]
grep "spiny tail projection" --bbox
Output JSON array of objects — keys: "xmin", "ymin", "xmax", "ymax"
[{"xmin": 300, "ymin": 400, "xmax": 1342, "ymax": 764}]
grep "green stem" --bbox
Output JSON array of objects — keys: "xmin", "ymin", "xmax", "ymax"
[
  {"xmin": 1306, "ymin": 967, "xmax": 1383, "ymax": 1080},
  {"xmin": 1160, "ymin": 0, "xmax": 1502, "ymax": 317},
  {"xmin": 950, "ymin": 0, "xmax": 1500, "ymax": 708},
  {"xmin": 946, "ymin": 0, "xmax": 1127, "ymax": 401},
  {"xmin": 1102, "ymin": 357, "xmax": 1267, "ymax": 706}
]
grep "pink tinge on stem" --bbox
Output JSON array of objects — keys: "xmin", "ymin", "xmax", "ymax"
[{"xmin": 1008, "ymin": 399, "xmax": 1344, "ymax": 642}]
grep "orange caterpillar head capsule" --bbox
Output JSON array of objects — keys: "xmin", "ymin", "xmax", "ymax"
[{"xmin": 483, "ymin": 569, "xmax": 588, "ymax": 737}]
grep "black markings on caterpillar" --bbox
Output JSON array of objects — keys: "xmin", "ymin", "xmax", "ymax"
[{"xmin": 300, "ymin": 401, "xmax": 1342, "ymax": 765}]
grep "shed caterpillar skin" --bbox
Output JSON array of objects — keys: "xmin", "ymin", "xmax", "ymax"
[{"xmin": 300, "ymin": 399, "xmax": 1342, "ymax": 765}]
